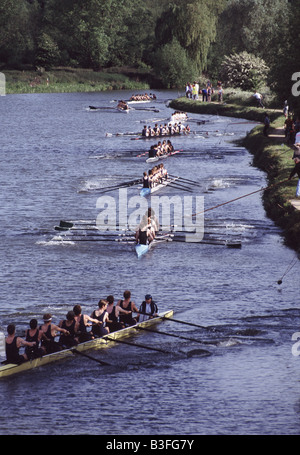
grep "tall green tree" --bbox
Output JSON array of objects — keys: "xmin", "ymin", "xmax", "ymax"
[
  {"xmin": 208, "ymin": 0, "xmax": 289, "ymax": 77},
  {"xmin": 0, "ymin": 0, "xmax": 39, "ymax": 67},
  {"xmin": 154, "ymin": 0, "xmax": 225, "ymax": 73},
  {"xmin": 269, "ymin": 0, "xmax": 300, "ymax": 110}
]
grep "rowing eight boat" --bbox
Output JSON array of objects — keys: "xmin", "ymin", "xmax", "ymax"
[
  {"xmin": 140, "ymin": 177, "xmax": 179, "ymax": 197},
  {"xmin": 146, "ymin": 150, "xmax": 180, "ymax": 163},
  {"xmin": 0, "ymin": 310, "xmax": 174, "ymax": 378}
]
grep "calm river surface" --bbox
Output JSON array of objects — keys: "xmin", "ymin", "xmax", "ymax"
[{"xmin": 0, "ymin": 90, "xmax": 299, "ymax": 436}]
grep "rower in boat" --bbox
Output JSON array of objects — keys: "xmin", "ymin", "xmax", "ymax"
[
  {"xmin": 106, "ymin": 295, "xmax": 126, "ymax": 332},
  {"xmin": 58, "ymin": 311, "xmax": 79, "ymax": 348},
  {"xmin": 167, "ymin": 140, "xmax": 174, "ymax": 154},
  {"xmin": 5, "ymin": 324, "xmax": 36, "ymax": 365},
  {"xmin": 40, "ymin": 313, "xmax": 69, "ymax": 354},
  {"xmin": 139, "ymin": 208, "xmax": 159, "ymax": 233},
  {"xmin": 148, "ymin": 146, "xmax": 157, "ymax": 159},
  {"xmin": 157, "ymin": 140, "xmax": 168, "ymax": 156},
  {"xmin": 142, "ymin": 125, "xmax": 149, "ymax": 137},
  {"xmin": 73, "ymin": 305, "xmax": 101, "ymax": 343},
  {"xmin": 135, "ymin": 215, "xmax": 156, "ymax": 246},
  {"xmin": 90, "ymin": 299, "xmax": 110, "ymax": 337},
  {"xmin": 139, "ymin": 295, "xmax": 158, "ymax": 322},
  {"xmin": 25, "ymin": 319, "xmax": 46, "ymax": 359},
  {"xmin": 117, "ymin": 290, "xmax": 140, "ymax": 326},
  {"xmin": 117, "ymin": 100, "xmax": 129, "ymax": 110}
]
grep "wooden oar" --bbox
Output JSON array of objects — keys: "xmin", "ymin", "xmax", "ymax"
[
  {"xmin": 106, "ymin": 337, "xmax": 171, "ymax": 354},
  {"xmin": 71, "ymin": 348, "xmax": 111, "ymax": 366}
]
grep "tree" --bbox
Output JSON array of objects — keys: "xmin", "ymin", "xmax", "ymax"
[
  {"xmin": 152, "ymin": 38, "xmax": 198, "ymax": 88},
  {"xmin": 154, "ymin": 0, "xmax": 225, "ymax": 73},
  {"xmin": 268, "ymin": 0, "xmax": 300, "ymax": 111},
  {"xmin": 35, "ymin": 32, "xmax": 60, "ymax": 68},
  {"xmin": 208, "ymin": 0, "xmax": 289, "ymax": 77},
  {"xmin": 220, "ymin": 51, "xmax": 269, "ymax": 90},
  {"xmin": 0, "ymin": 0, "xmax": 39, "ymax": 67}
]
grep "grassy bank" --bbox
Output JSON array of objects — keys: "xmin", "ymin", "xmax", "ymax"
[
  {"xmin": 170, "ymin": 95, "xmax": 300, "ymax": 252},
  {"xmin": 3, "ymin": 67, "xmax": 151, "ymax": 94}
]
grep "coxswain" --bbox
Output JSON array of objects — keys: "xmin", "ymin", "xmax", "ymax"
[
  {"xmin": 5, "ymin": 324, "xmax": 36, "ymax": 364},
  {"xmin": 139, "ymin": 295, "xmax": 158, "ymax": 322}
]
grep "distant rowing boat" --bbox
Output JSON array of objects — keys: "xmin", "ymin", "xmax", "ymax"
[
  {"xmin": 127, "ymin": 99, "xmax": 151, "ymax": 104},
  {"xmin": 0, "ymin": 310, "xmax": 174, "ymax": 378},
  {"xmin": 146, "ymin": 150, "xmax": 181, "ymax": 163},
  {"xmin": 132, "ymin": 132, "xmax": 190, "ymax": 140},
  {"xmin": 140, "ymin": 177, "xmax": 179, "ymax": 197}
]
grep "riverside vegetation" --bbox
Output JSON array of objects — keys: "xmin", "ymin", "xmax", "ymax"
[
  {"xmin": 3, "ymin": 67, "xmax": 151, "ymax": 94},
  {"xmin": 170, "ymin": 91, "xmax": 300, "ymax": 252}
]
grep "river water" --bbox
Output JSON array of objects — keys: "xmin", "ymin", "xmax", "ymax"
[{"xmin": 0, "ymin": 90, "xmax": 299, "ymax": 436}]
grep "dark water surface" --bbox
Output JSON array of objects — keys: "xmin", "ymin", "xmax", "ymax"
[{"xmin": 0, "ymin": 90, "xmax": 299, "ymax": 435}]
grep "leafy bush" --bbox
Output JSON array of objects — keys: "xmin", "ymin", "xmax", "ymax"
[
  {"xmin": 152, "ymin": 38, "xmax": 198, "ymax": 88},
  {"xmin": 220, "ymin": 51, "xmax": 269, "ymax": 90}
]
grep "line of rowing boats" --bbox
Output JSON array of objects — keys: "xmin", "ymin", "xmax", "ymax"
[{"xmin": 0, "ymin": 310, "xmax": 173, "ymax": 378}]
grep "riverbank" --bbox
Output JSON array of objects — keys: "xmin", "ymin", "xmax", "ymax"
[
  {"xmin": 170, "ymin": 96, "xmax": 300, "ymax": 252},
  {"xmin": 2, "ymin": 67, "xmax": 152, "ymax": 94}
]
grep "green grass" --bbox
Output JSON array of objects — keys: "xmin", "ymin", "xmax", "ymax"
[
  {"xmin": 3, "ymin": 67, "xmax": 150, "ymax": 94},
  {"xmin": 170, "ymin": 93, "xmax": 300, "ymax": 251},
  {"xmin": 169, "ymin": 95, "xmax": 281, "ymax": 122}
]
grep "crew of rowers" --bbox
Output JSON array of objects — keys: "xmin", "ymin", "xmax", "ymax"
[
  {"xmin": 171, "ymin": 111, "xmax": 188, "ymax": 121},
  {"xmin": 142, "ymin": 122, "xmax": 190, "ymax": 137},
  {"xmin": 129, "ymin": 93, "xmax": 156, "ymax": 101},
  {"xmin": 142, "ymin": 163, "xmax": 168, "ymax": 189},
  {"xmin": 117, "ymin": 100, "xmax": 129, "ymax": 110},
  {"xmin": 3, "ymin": 291, "xmax": 158, "ymax": 365},
  {"xmin": 148, "ymin": 140, "xmax": 174, "ymax": 158},
  {"xmin": 135, "ymin": 208, "xmax": 160, "ymax": 246}
]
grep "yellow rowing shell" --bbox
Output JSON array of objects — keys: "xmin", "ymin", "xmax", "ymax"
[{"xmin": 0, "ymin": 310, "xmax": 173, "ymax": 378}]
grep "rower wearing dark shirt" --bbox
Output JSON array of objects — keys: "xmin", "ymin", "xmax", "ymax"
[{"xmin": 5, "ymin": 324, "xmax": 36, "ymax": 364}]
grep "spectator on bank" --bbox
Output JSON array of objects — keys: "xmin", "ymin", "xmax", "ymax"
[
  {"xmin": 253, "ymin": 91, "xmax": 264, "ymax": 108},
  {"xmin": 263, "ymin": 113, "xmax": 270, "ymax": 137}
]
